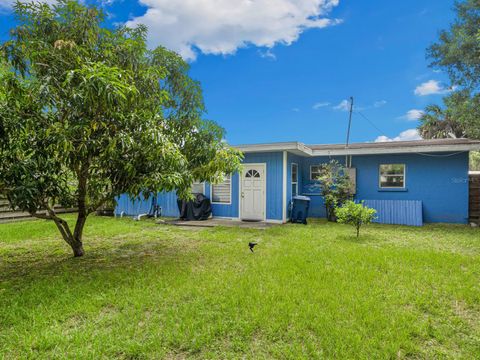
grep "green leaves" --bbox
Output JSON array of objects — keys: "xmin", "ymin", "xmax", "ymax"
[
  {"xmin": 336, "ymin": 201, "xmax": 377, "ymax": 238},
  {"xmin": 0, "ymin": 0, "xmax": 242, "ymax": 254},
  {"xmin": 428, "ymin": 0, "xmax": 480, "ymax": 90},
  {"xmin": 421, "ymin": 1, "xmax": 480, "ymax": 142},
  {"xmin": 314, "ymin": 160, "xmax": 353, "ymax": 222}
]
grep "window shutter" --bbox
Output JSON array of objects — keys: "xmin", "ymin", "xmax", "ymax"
[{"xmin": 212, "ymin": 175, "xmax": 231, "ymax": 203}]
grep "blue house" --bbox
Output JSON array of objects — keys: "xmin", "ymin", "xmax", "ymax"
[{"xmin": 116, "ymin": 138, "xmax": 480, "ymax": 225}]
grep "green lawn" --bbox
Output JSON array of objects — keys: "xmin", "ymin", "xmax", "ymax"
[{"xmin": 0, "ymin": 216, "xmax": 479, "ymax": 359}]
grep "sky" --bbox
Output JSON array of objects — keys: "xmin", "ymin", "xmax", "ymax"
[{"xmin": 0, "ymin": 0, "xmax": 457, "ymax": 145}]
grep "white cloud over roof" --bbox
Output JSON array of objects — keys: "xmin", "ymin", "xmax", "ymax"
[
  {"xmin": 126, "ymin": 0, "xmax": 341, "ymax": 60},
  {"xmin": 375, "ymin": 128, "xmax": 422, "ymax": 143}
]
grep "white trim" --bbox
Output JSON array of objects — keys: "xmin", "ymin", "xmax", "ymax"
[
  {"xmin": 234, "ymin": 141, "xmax": 480, "ymax": 156},
  {"xmin": 235, "ymin": 142, "xmax": 312, "ymax": 156},
  {"xmin": 291, "ymin": 162, "xmax": 298, "ymax": 198},
  {"xmin": 210, "ymin": 174, "xmax": 232, "ymax": 205},
  {"xmin": 379, "ymin": 163, "xmax": 406, "ymax": 189},
  {"xmin": 312, "ymin": 144, "xmax": 480, "ymax": 156},
  {"xmin": 239, "ymin": 163, "xmax": 267, "ymax": 222},
  {"xmin": 282, "ymin": 151, "xmax": 287, "ymax": 223},
  {"xmin": 265, "ymin": 219, "xmax": 284, "ymax": 224}
]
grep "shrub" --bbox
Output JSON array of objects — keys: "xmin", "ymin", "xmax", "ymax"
[
  {"xmin": 336, "ymin": 201, "xmax": 377, "ymax": 238},
  {"xmin": 314, "ymin": 160, "xmax": 353, "ymax": 222}
]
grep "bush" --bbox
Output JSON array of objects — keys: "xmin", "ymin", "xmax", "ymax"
[
  {"xmin": 315, "ymin": 160, "xmax": 353, "ymax": 222},
  {"xmin": 336, "ymin": 201, "xmax": 377, "ymax": 238}
]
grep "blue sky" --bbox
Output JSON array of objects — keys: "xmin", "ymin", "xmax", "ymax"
[{"xmin": 0, "ymin": 0, "xmax": 456, "ymax": 145}]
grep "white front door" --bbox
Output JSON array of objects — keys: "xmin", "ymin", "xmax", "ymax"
[{"xmin": 241, "ymin": 164, "xmax": 266, "ymax": 221}]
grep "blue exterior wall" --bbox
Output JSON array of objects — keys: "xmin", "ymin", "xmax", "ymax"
[
  {"xmin": 205, "ymin": 151, "xmax": 284, "ymax": 221},
  {"xmin": 115, "ymin": 191, "xmax": 180, "ymax": 217},
  {"xmin": 287, "ymin": 152, "xmax": 304, "ymax": 218},
  {"xmin": 115, "ymin": 149, "xmax": 470, "ymax": 224},
  {"xmin": 209, "ymin": 173, "xmax": 240, "ymax": 218},
  {"xmin": 115, "ymin": 151, "xmax": 285, "ymax": 221},
  {"xmin": 243, "ymin": 152, "xmax": 284, "ymax": 221},
  {"xmin": 156, "ymin": 191, "xmax": 180, "ymax": 217},
  {"xmin": 298, "ymin": 152, "xmax": 470, "ymax": 224}
]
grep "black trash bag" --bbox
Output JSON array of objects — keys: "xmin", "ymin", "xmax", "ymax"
[{"xmin": 177, "ymin": 193, "xmax": 212, "ymax": 220}]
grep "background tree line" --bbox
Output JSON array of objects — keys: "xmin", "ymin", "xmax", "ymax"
[{"xmin": 419, "ymin": 0, "xmax": 480, "ymax": 170}]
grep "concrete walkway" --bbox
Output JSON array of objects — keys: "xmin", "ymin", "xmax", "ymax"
[{"xmin": 158, "ymin": 218, "xmax": 279, "ymax": 229}]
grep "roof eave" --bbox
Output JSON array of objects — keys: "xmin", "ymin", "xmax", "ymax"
[
  {"xmin": 234, "ymin": 142, "xmax": 312, "ymax": 156},
  {"xmin": 311, "ymin": 143, "xmax": 480, "ymax": 156}
]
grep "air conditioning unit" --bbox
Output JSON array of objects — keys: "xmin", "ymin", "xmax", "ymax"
[{"xmin": 345, "ymin": 167, "xmax": 357, "ymax": 195}]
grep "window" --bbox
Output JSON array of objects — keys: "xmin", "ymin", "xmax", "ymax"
[
  {"xmin": 211, "ymin": 174, "xmax": 231, "ymax": 203},
  {"xmin": 291, "ymin": 163, "xmax": 298, "ymax": 197},
  {"xmin": 245, "ymin": 170, "xmax": 260, "ymax": 178},
  {"xmin": 191, "ymin": 181, "xmax": 205, "ymax": 194},
  {"xmin": 379, "ymin": 164, "xmax": 405, "ymax": 188},
  {"xmin": 310, "ymin": 165, "xmax": 321, "ymax": 181}
]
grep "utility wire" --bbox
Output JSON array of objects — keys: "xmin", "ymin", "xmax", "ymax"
[
  {"xmin": 355, "ymin": 110, "xmax": 387, "ymax": 137},
  {"xmin": 356, "ymin": 110, "xmax": 466, "ymax": 158}
]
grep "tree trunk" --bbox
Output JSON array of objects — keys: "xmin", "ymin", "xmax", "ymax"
[
  {"xmin": 67, "ymin": 163, "xmax": 89, "ymax": 257},
  {"xmin": 51, "ymin": 215, "xmax": 86, "ymax": 257},
  {"xmin": 326, "ymin": 206, "xmax": 337, "ymax": 222},
  {"xmin": 71, "ymin": 239, "xmax": 85, "ymax": 257}
]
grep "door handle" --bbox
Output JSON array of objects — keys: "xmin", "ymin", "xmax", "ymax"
[{"xmin": 241, "ymin": 192, "xmax": 245, "ymax": 198}]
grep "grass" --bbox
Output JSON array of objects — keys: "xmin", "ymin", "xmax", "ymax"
[{"xmin": 0, "ymin": 216, "xmax": 479, "ymax": 359}]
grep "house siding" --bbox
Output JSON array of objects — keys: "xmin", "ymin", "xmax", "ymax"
[
  {"xmin": 287, "ymin": 152, "xmax": 304, "ymax": 218},
  {"xmin": 243, "ymin": 152, "xmax": 284, "ymax": 221},
  {"xmin": 210, "ymin": 173, "xmax": 240, "ymax": 218},
  {"xmin": 299, "ymin": 152, "xmax": 470, "ymax": 224},
  {"xmin": 115, "ymin": 149, "xmax": 470, "ymax": 224}
]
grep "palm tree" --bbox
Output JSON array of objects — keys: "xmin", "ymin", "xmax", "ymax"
[{"xmin": 418, "ymin": 104, "xmax": 466, "ymax": 139}]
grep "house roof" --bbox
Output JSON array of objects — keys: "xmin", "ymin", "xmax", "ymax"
[{"xmin": 234, "ymin": 138, "xmax": 480, "ymax": 156}]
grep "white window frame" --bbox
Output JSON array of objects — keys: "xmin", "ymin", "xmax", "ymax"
[
  {"xmin": 310, "ymin": 165, "xmax": 321, "ymax": 181},
  {"xmin": 210, "ymin": 174, "xmax": 232, "ymax": 205},
  {"xmin": 379, "ymin": 164, "xmax": 406, "ymax": 189},
  {"xmin": 291, "ymin": 163, "xmax": 298, "ymax": 198},
  {"xmin": 191, "ymin": 181, "xmax": 205, "ymax": 194}
]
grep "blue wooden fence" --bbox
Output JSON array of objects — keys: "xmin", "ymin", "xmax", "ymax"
[
  {"xmin": 363, "ymin": 199, "xmax": 423, "ymax": 226},
  {"xmin": 115, "ymin": 191, "xmax": 180, "ymax": 218},
  {"xmin": 156, "ymin": 191, "xmax": 180, "ymax": 217}
]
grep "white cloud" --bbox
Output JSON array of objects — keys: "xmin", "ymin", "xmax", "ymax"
[
  {"xmin": 375, "ymin": 129, "xmax": 422, "ymax": 142},
  {"xmin": 414, "ymin": 80, "xmax": 453, "ymax": 96},
  {"xmin": 312, "ymin": 102, "xmax": 330, "ymax": 109},
  {"xmin": 333, "ymin": 99, "xmax": 350, "ymax": 111},
  {"xmin": 292, "ymin": 107, "xmax": 300, "ymax": 112},
  {"xmin": 258, "ymin": 48, "xmax": 276, "ymax": 60},
  {"xmin": 373, "ymin": 100, "xmax": 387, "ymax": 108},
  {"xmin": 126, "ymin": 0, "xmax": 341, "ymax": 60},
  {"xmin": 399, "ymin": 109, "xmax": 424, "ymax": 121},
  {"xmin": 333, "ymin": 99, "xmax": 385, "ymax": 112}
]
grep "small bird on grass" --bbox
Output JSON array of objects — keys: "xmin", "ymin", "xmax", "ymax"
[{"xmin": 248, "ymin": 242, "xmax": 258, "ymax": 252}]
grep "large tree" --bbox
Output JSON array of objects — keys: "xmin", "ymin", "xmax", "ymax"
[
  {"xmin": 419, "ymin": 97, "xmax": 468, "ymax": 139},
  {"xmin": 0, "ymin": 0, "xmax": 241, "ymax": 257},
  {"xmin": 419, "ymin": 0, "xmax": 480, "ymax": 140}
]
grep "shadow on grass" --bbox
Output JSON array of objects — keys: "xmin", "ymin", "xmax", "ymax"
[{"xmin": 0, "ymin": 234, "xmax": 201, "ymax": 286}]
